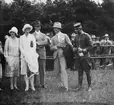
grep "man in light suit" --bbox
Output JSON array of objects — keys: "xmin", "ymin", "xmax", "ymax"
[
  {"xmin": 50, "ymin": 22, "xmax": 72, "ymax": 91},
  {"xmin": 33, "ymin": 21, "xmax": 47, "ymax": 88}
]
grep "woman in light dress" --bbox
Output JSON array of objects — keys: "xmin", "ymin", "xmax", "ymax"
[
  {"xmin": 0, "ymin": 41, "xmax": 3, "ymax": 91},
  {"xmin": 4, "ymin": 27, "xmax": 20, "ymax": 90},
  {"xmin": 20, "ymin": 24, "xmax": 39, "ymax": 91}
]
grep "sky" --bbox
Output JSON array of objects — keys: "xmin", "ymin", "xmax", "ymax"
[{"xmin": 4, "ymin": 0, "xmax": 103, "ymax": 4}]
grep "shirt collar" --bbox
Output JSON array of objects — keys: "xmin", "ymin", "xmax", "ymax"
[
  {"xmin": 24, "ymin": 33, "xmax": 31, "ymax": 38},
  {"xmin": 56, "ymin": 31, "xmax": 61, "ymax": 36},
  {"xmin": 35, "ymin": 30, "xmax": 40, "ymax": 35}
]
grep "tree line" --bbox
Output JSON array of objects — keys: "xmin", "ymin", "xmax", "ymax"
[{"xmin": 0, "ymin": 0, "xmax": 114, "ymax": 41}]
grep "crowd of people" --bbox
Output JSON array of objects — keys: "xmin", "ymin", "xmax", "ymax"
[
  {"xmin": 0, "ymin": 20, "xmax": 114, "ymax": 92},
  {"xmin": 71, "ymin": 27, "xmax": 114, "ymax": 70}
]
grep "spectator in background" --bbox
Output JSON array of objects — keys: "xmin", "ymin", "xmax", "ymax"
[
  {"xmin": 4, "ymin": 27, "xmax": 20, "ymax": 90},
  {"xmin": 100, "ymin": 34, "xmax": 113, "ymax": 68},
  {"xmin": 91, "ymin": 35, "xmax": 96, "ymax": 46},
  {"xmin": 71, "ymin": 33, "xmax": 77, "ymax": 46},
  {"xmin": 4, "ymin": 35, "xmax": 9, "ymax": 40},
  {"xmin": 71, "ymin": 30, "xmax": 77, "ymax": 71},
  {"xmin": 0, "ymin": 41, "xmax": 3, "ymax": 91}
]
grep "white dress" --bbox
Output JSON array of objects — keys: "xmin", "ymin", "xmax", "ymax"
[
  {"xmin": 4, "ymin": 37, "xmax": 20, "ymax": 77},
  {"xmin": 20, "ymin": 34, "xmax": 39, "ymax": 75}
]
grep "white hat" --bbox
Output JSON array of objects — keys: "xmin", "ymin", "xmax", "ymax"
[
  {"xmin": 53, "ymin": 22, "xmax": 62, "ymax": 29},
  {"xmin": 91, "ymin": 35, "xmax": 96, "ymax": 38},
  {"xmin": 5, "ymin": 35, "xmax": 9, "ymax": 39},
  {"xmin": 104, "ymin": 34, "xmax": 109, "ymax": 37},
  {"xmin": 74, "ymin": 22, "xmax": 81, "ymax": 27},
  {"xmin": 9, "ymin": 27, "xmax": 18, "ymax": 35},
  {"xmin": 22, "ymin": 24, "xmax": 33, "ymax": 32}
]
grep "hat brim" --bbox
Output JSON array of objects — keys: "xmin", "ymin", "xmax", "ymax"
[
  {"xmin": 53, "ymin": 26, "xmax": 62, "ymax": 29},
  {"xmin": 22, "ymin": 26, "xmax": 33, "ymax": 32},
  {"xmin": 9, "ymin": 30, "xmax": 18, "ymax": 35}
]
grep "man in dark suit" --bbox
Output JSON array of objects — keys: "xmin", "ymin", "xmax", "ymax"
[
  {"xmin": 73, "ymin": 22, "xmax": 92, "ymax": 92},
  {"xmin": 33, "ymin": 21, "xmax": 47, "ymax": 88}
]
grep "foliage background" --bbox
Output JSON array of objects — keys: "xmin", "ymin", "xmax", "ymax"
[{"xmin": 0, "ymin": 0, "xmax": 114, "ymax": 43}]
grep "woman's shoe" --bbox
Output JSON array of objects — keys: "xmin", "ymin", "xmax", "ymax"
[
  {"xmin": 14, "ymin": 86, "xmax": 19, "ymax": 90},
  {"xmin": 25, "ymin": 87, "xmax": 29, "ymax": 91},
  {"xmin": 31, "ymin": 87, "xmax": 35, "ymax": 91},
  {"xmin": 10, "ymin": 86, "xmax": 14, "ymax": 90}
]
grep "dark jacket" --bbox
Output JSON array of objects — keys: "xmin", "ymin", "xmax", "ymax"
[
  {"xmin": 74, "ymin": 31, "xmax": 92, "ymax": 57},
  {"xmin": 63, "ymin": 44, "xmax": 74, "ymax": 69}
]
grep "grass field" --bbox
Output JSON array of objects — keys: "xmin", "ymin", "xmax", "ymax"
[{"xmin": 0, "ymin": 69, "xmax": 114, "ymax": 105}]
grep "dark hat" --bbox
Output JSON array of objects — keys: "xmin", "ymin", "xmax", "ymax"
[{"xmin": 33, "ymin": 20, "xmax": 41, "ymax": 27}]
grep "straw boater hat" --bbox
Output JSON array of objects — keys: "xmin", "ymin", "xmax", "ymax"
[
  {"xmin": 91, "ymin": 35, "xmax": 96, "ymax": 39},
  {"xmin": 53, "ymin": 22, "xmax": 62, "ymax": 29},
  {"xmin": 73, "ymin": 22, "xmax": 81, "ymax": 27},
  {"xmin": 33, "ymin": 20, "xmax": 41, "ymax": 27},
  {"xmin": 9, "ymin": 27, "xmax": 18, "ymax": 35},
  {"xmin": 104, "ymin": 34, "xmax": 109, "ymax": 37},
  {"xmin": 22, "ymin": 24, "xmax": 33, "ymax": 32}
]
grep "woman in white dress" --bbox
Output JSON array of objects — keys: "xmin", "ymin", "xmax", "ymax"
[
  {"xmin": 4, "ymin": 27, "xmax": 20, "ymax": 90},
  {"xmin": 20, "ymin": 24, "xmax": 39, "ymax": 91}
]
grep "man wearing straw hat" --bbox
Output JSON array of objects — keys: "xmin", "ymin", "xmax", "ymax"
[
  {"xmin": 20, "ymin": 24, "xmax": 39, "ymax": 91},
  {"xmin": 100, "ymin": 34, "xmax": 113, "ymax": 68},
  {"xmin": 33, "ymin": 21, "xmax": 47, "ymax": 88},
  {"xmin": 50, "ymin": 22, "xmax": 72, "ymax": 91},
  {"xmin": 73, "ymin": 22, "xmax": 92, "ymax": 92}
]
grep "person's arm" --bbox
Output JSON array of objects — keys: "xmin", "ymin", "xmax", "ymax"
[
  {"xmin": 65, "ymin": 34, "xmax": 73, "ymax": 47},
  {"xmin": 32, "ymin": 35, "xmax": 36, "ymax": 51},
  {"xmin": 85, "ymin": 34, "xmax": 93, "ymax": 52},
  {"xmin": 19, "ymin": 36, "xmax": 25, "ymax": 57},
  {"xmin": 0, "ymin": 45, "xmax": 3, "ymax": 54},
  {"xmin": 4, "ymin": 39, "xmax": 9, "ymax": 58},
  {"xmin": 36, "ymin": 34, "xmax": 48, "ymax": 46},
  {"xmin": 50, "ymin": 37, "xmax": 57, "ymax": 51}
]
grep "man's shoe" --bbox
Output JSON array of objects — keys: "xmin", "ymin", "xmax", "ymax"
[
  {"xmin": 88, "ymin": 87, "xmax": 92, "ymax": 92},
  {"xmin": 39, "ymin": 85, "xmax": 47, "ymax": 89},
  {"xmin": 0, "ymin": 88, "xmax": 3, "ymax": 91},
  {"xmin": 65, "ymin": 87, "xmax": 68, "ymax": 91},
  {"xmin": 76, "ymin": 85, "xmax": 82, "ymax": 91},
  {"xmin": 42, "ymin": 85, "xmax": 47, "ymax": 89},
  {"xmin": 31, "ymin": 87, "xmax": 36, "ymax": 91}
]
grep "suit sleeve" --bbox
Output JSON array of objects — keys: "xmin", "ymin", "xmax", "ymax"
[
  {"xmin": 4, "ymin": 38, "xmax": 9, "ymax": 58},
  {"xmin": 0, "ymin": 45, "xmax": 3, "ymax": 54},
  {"xmin": 86, "ymin": 34, "xmax": 93, "ymax": 51},
  {"xmin": 37, "ymin": 34, "xmax": 48, "ymax": 45},
  {"xmin": 65, "ymin": 34, "xmax": 73, "ymax": 47},
  {"xmin": 50, "ymin": 37, "xmax": 57, "ymax": 51}
]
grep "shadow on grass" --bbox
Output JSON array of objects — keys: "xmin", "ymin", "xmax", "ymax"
[
  {"xmin": 1, "ymin": 102, "xmax": 111, "ymax": 105},
  {"xmin": 0, "ymin": 76, "xmax": 41, "ymax": 105}
]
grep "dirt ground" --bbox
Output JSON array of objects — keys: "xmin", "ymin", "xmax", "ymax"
[{"xmin": 0, "ymin": 69, "xmax": 114, "ymax": 105}]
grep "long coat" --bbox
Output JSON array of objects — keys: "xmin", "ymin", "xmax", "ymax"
[
  {"xmin": 33, "ymin": 31, "xmax": 47, "ymax": 59},
  {"xmin": 74, "ymin": 31, "xmax": 93, "ymax": 70}
]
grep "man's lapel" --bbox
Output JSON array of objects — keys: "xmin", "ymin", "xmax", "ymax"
[{"xmin": 54, "ymin": 35, "xmax": 59, "ymax": 45}]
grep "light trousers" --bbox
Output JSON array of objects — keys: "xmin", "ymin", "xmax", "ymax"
[{"xmin": 54, "ymin": 56, "xmax": 68, "ymax": 88}]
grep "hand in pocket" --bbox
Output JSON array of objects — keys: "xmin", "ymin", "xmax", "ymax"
[{"xmin": 30, "ymin": 41, "xmax": 33, "ymax": 47}]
